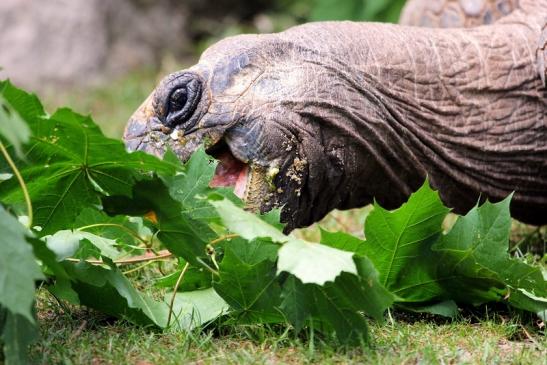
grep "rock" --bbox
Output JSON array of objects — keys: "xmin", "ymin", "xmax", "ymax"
[{"xmin": 0, "ymin": 0, "xmax": 188, "ymax": 91}]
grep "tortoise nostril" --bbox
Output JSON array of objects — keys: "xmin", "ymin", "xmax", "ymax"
[{"xmin": 163, "ymin": 76, "xmax": 202, "ymax": 129}]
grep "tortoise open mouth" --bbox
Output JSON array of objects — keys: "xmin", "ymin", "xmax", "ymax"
[
  {"xmin": 206, "ymin": 140, "xmax": 271, "ymax": 211},
  {"xmin": 207, "ymin": 141, "xmax": 249, "ymax": 199}
]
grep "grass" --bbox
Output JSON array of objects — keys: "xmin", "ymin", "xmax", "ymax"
[
  {"xmin": 31, "ymin": 289, "xmax": 546, "ymax": 364},
  {"xmin": 28, "ymin": 70, "xmax": 546, "ymax": 365}
]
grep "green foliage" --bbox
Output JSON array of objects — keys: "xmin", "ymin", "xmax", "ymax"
[
  {"xmin": 309, "ymin": 0, "xmax": 407, "ymax": 23},
  {"xmin": 166, "ymin": 288, "xmax": 229, "ymax": 330},
  {"xmin": 0, "ymin": 87, "xmax": 178, "ymax": 235},
  {"xmin": 60, "ymin": 261, "xmax": 169, "ymax": 327},
  {"xmin": 0, "ymin": 96, "xmax": 30, "ymax": 158},
  {"xmin": 0, "ymin": 309, "xmax": 38, "ymax": 365},
  {"xmin": 103, "ymin": 177, "xmax": 215, "ymax": 268},
  {"xmin": 213, "ymin": 240, "xmax": 282, "ymax": 323},
  {"xmin": 0, "ymin": 208, "xmax": 42, "ymax": 365},
  {"xmin": 362, "ymin": 182, "xmax": 450, "ymax": 294},
  {"xmin": 432, "ymin": 196, "xmax": 547, "ymax": 316},
  {"xmin": 0, "ymin": 207, "xmax": 43, "ymax": 322},
  {"xmin": 0, "ymin": 81, "xmax": 545, "ymax": 362},
  {"xmin": 209, "ymin": 197, "xmax": 394, "ymax": 342}
]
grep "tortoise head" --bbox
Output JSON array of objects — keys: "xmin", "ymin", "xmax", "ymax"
[{"xmin": 124, "ymin": 31, "xmax": 362, "ymax": 230}]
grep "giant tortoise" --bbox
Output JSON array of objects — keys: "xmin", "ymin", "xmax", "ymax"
[{"xmin": 124, "ymin": 0, "xmax": 547, "ymax": 230}]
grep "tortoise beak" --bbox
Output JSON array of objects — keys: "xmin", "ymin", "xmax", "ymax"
[
  {"xmin": 123, "ymin": 93, "xmax": 174, "ymax": 159},
  {"xmin": 124, "ymin": 93, "xmax": 155, "ymax": 152}
]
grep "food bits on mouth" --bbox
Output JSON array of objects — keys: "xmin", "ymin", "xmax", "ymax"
[{"xmin": 170, "ymin": 130, "xmax": 180, "ymax": 140}]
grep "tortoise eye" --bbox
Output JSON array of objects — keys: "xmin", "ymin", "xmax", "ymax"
[
  {"xmin": 169, "ymin": 87, "xmax": 188, "ymax": 113},
  {"xmin": 164, "ymin": 76, "xmax": 202, "ymax": 128}
]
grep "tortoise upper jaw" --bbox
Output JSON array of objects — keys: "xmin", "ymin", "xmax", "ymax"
[{"xmin": 123, "ymin": 93, "xmax": 159, "ymax": 151}]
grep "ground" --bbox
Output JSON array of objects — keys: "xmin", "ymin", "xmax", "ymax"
[
  {"xmin": 31, "ymin": 284, "xmax": 546, "ymax": 364},
  {"xmin": 28, "ymin": 69, "xmax": 546, "ymax": 365}
]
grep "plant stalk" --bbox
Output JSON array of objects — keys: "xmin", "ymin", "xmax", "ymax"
[
  {"xmin": 167, "ymin": 262, "xmax": 190, "ymax": 327},
  {"xmin": 0, "ymin": 141, "xmax": 32, "ymax": 227},
  {"xmin": 77, "ymin": 222, "xmax": 149, "ymax": 245}
]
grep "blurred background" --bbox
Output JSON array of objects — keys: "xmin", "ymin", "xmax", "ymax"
[{"xmin": 0, "ymin": 0, "xmax": 405, "ymax": 137}]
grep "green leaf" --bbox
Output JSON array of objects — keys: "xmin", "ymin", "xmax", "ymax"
[
  {"xmin": 166, "ymin": 288, "xmax": 229, "ymax": 331},
  {"xmin": 210, "ymin": 201, "xmax": 393, "ymax": 343},
  {"xmin": 320, "ymin": 228, "xmax": 366, "ymax": 255},
  {"xmin": 0, "ymin": 308, "xmax": 38, "ymax": 365},
  {"xmin": 44, "ymin": 230, "xmax": 122, "ymax": 260},
  {"xmin": 0, "ymin": 95, "xmax": 31, "ymax": 158},
  {"xmin": 277, "ymin": 239, "xmax": 357, "ymax": 285},
  {"xmin": 399, "ymin": 300, "xmax": 459, "ymax": 318},
  {"xmin": 361, "ymin": 181, "xmax": 450, "ymax": 297},
  {"xmin": 48, "ymin": 278, "xmax": 80, "ymax": 305},
  {"xmin": 0, "ymin": 206, "xmax": 43, "ymax": 323},
  {"xmin": 0, "ymin": 89, "xmax": 178, "ymax": 234},
  {"xmin": 73, "ymin": 208, "xmax": 148, "ymax": 252},
  {"xmin": 433, "ymin": 196, "xmax": 547, "ymax": 312},
  {"xmin": 258, "ymin": 208, "xmax": 285, "ymax": 232},
  {"xmin": 213, "ymin": 240, "xmax": 282, "ymax": 323},
  {"xmin": 226, "ymin": 237, "xmax": 279, "ymax": 265},
  {"xmin": 280, "ymin": 259, "xmax": 393, "ymax": 345},
  {"xmin": 103, "ymin": 178, "xmax": 214, "ymax": 268},
  {"xmin": 155, "ymin": 264, "xmax": 212, "ymax": 292},
  {"xmin": 279, "ymin": 276, "xmax": 310, "ymax": 331},
  {"xmin": 209, "ymin": 196, "xmax": 287, "ymax": 243},
  {"xmin": 63, "ymin": 261, "xmax": 169, "ymax": 327},
  {"xmin": 0, "ymin": 81, "xmax": 45, "ymax": 123},
  {"xmin": 387, "ymin": 241, "xmax": 451, "ymax": 303},
  {"xmin": 25, "ymin": 235, "xmax": 79, "ymax": 303},
  {"xmin": 163, "ymin": 147, "xmax": 240, "ymax": 223},
  {"xmin": 350, "ymin": 256, "xmax": 396, "ymax": 321},
  {"xmin": 509, "ymin": 289, "xmax": 547, "ymax": 320},
  {"xmin": 303, "ymin": 277, "xmax": 372, "ymax": 345},
  {"xmin": 210, "ymin": 197, "xmax": 357, "ymax": 285}
]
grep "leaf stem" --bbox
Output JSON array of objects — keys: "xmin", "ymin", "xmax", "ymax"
[
  {"xmin": 65, "ymin": 249, "xmax": 173, "ymax": 265},
  {"xmin": 387, "ymin": 308, "xmax": 395, "ymax": 328},
  {"xmin": 64, "ymin": 234, "xmax": 239, "ymax": 267},
  {"xmin": 0, "ymin": 141, "xmax": 32, "ymax": 227},
  {"xmin": 167, "ymin": 262, "xmax": 190, "ymax": 327},
  {"xmin": 77, "ymin": 223, "xmax": 148, "ymax": 245},
  {"xmin": 196, "ymin": 257, "xmax": 219, "ymax": 277},
  {"xmin": 204, "ymin": 233, "xmax": 238, "ymax": 272},
  {"xmin": 122, "ymin": 260, "xmax": 157, "ymax": 275},
  {"xmin": 210, "ymin": 233, "xmax": 239, "ymax": 245}
]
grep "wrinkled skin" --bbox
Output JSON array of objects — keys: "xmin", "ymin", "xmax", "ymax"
[{"xmin": 125, "ymin": 0, "xmax": 547, "ymax": 231}]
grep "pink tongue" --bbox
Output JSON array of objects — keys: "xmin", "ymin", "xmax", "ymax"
[
  {"xmin": 233, "ymin": 167, "xmax": 248, "ymax": 198},
  {"xmin": 210, "ymin": 151, "xmax": 248, "ymax": 198}
]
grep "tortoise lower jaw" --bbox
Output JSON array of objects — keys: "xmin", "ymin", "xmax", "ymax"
[
  {"xmin": 207, "ymin": 141, "xmax": 273, "ymax": 212},
  {"xmin": 242, "ymin": 165, "xmax": 273, "ymax": 213}
]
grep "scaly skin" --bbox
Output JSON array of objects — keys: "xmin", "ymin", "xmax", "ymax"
[{"xmin": 124, "ymin": 0, "xmax": 547, "ymax": 230}]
